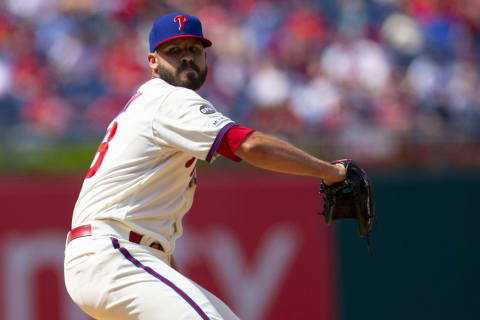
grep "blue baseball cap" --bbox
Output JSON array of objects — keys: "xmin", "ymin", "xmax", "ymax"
[{"xmin": 149, "ymin": 13, "xmax": 212, "ymax": 52}]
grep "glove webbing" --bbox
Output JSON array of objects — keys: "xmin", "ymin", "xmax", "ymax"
[{"xmin": 353, "ymin": 183, "xmax": 374, "ymax": 257}]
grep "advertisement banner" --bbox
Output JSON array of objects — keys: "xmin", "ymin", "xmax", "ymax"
[{"xmin": 0, "ymin": 171, "xmax": 338, "ymax": 320}]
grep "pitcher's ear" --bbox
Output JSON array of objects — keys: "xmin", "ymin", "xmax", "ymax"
[{"xmin": 147, "ymin": 53, "xmax": 157, "ymax": 66}]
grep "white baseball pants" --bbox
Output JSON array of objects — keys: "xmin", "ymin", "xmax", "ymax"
[{"xmin": 64, "ymin": 235, "xmax": 239, "ymax": 320}]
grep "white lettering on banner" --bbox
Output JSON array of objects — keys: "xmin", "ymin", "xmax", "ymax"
[
  {"xmin": 1, "ymin": 232, "xmax": 89, "ymax": 320},
  {"xmin": 176, "ymin": 224, "xmax": 300, "ymax": 320}
]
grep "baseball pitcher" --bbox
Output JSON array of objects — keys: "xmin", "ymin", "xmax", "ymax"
[{"xmin": 64, "ymin": 12, "xmax": 374, "ymax": 320}]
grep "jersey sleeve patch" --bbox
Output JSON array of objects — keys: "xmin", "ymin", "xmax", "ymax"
[{"xmin": 199, "ymin": 105, "xmax": 216, "ymax": 114}]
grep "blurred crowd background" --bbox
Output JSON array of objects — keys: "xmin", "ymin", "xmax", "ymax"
[{"xmin": 1, "ymin": 0, "xmax": 480, "ymax": 171}]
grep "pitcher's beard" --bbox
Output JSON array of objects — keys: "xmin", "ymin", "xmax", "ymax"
[{"xmin": 157, "ymin": 65, "xmax": 208, "ymax": 91}]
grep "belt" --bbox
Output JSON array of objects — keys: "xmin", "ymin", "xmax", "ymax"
[{"xmin": 67, "ymin": 224, "xmax": 164, "ymax": 251}]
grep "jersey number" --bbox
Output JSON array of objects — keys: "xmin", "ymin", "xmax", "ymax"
[{"xmin": 86, "ymin": 121, "xmax": 118, "ymax": 178}]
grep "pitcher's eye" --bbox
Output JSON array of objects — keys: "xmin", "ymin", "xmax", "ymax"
[
  {"xmin": 190, "ymin": 46, "xmax": 204, "ymax": 54},
  {"xmin": 167, "ymin": 47, "xmax": 180, "ymax": 55}
]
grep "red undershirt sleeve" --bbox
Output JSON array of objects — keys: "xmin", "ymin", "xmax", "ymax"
[{"xmin": 216, "ymin": 125, "xmax": 255, "ymax": 162}]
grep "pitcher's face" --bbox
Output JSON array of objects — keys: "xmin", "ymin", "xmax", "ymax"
[{"xmin": 149, "ymin": 37, "xmax": 207, "ymax": 91}]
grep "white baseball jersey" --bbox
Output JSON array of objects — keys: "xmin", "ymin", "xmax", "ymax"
[{"xmin": 72, "ymin": 77, "xmax": 234, "ymax": 254}]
